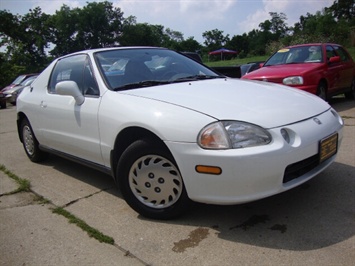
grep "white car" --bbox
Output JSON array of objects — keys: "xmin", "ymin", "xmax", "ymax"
[{"xmin": 17, "ymin": 47, "xmax": 344, "ymax": 219}]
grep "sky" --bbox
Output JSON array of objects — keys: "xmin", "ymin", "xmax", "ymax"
[{"xmin": 0, "ymin": 0, "xmax": 335, "ymax": 44}]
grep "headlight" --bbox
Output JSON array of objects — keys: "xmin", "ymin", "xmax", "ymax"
[
  {"xmin": 198, "ymin": 121, "xmax": 272, "ymax": 149},
  {"xmin": 283, "ymin": 76, "xmax": 303, "ymax": 85}
]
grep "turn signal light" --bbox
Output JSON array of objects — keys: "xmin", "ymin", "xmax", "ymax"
[{"xmin": 195, "ymin": 165, "xmax": 222, "ymax": 175}]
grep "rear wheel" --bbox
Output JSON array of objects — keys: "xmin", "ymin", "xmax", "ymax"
[
  {"xmin": 116, "ymin": 139, "xmax": 190, "ymax": 220},
  {"xmin": 20, "ymin": 118, "xmax": 46, "ymax": 162},
  {"xmin": 344, "ymin": 78, "xmax": 355, "ymax": 100},
  {"xmin": 316, "ymin": 82, "xmax": 327, "ymax": 101}
]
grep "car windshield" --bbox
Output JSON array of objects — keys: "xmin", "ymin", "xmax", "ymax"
[
  {"xmin": 95, "ymin": 48, "xmax": 222, "ymax": 91},
  {"xmin": 20, "ymin": 76, "xmax": 37, "ymax": 86},
  {"xmin": 264, "ymin": 45, "xmax": 323, "ymax": 66},
  {"xmin": 12, "ymin": 75, "xmax": 27, "ymax": 85}
]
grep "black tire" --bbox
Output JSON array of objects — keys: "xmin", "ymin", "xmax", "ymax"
[
  {"xmin": 316, "ymin": 82, "xmax": 327, "ymax": 101},
  {"xmin": 0, "ymin": 101, "xmax": 6, "ymax": 109},
  {"xmin": 344, "ymin": 78, "xmax": 355, "ymax": 100},
  {"xmin": 20, "ymin": 118, "xmax": 46, "ymax": 162},
  {"xmin": 116, "ymin": 139, "xmax": 190, "ymax": 220}
]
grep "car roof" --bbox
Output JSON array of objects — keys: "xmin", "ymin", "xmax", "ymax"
[
  {"xmin": 62, "ymin": 46, "xmax": 167, "ymax": 57},
  {"xmin": 285, "ymin": 43, "xmax": 341, "ymax": 49}
]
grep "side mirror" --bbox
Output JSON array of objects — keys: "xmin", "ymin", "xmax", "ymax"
[
  {"xmin": 55, "ymin": 80, "xmax": 85, "ymax": 105},
  {"xmin": 329, "ymin": 56, "xmax": 340, "ymax": 64}
]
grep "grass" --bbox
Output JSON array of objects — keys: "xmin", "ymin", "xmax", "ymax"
[
  {"xmin": 204, "ymin": 55, "xmax": 268, "ymax": 67},
  {"xmin": 1, "ymin": 164, "xmax": 115, "ymax": 245},
  {"xmin": 0, "ymin": 164, "xmax": 31, "ymax": 194},
  {"xmin": 52, "ymin": 207, "xmax": 115, "ymax": 245}
]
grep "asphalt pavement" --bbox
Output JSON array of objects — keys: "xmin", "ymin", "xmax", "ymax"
[{"xmin": 0, "ymin": 97, "xmax": 354, "ymax": 266}]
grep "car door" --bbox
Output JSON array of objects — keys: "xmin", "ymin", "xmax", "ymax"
[
  {"xmin": 333, "ymin": 45, "xmax": 354, "ymax": 89},
  {"xmin": 39, "ymin": 54, "xmax": 103, "ymax": 164},
  {"xmin": 325, "ymin": 45, "xmax": 343, "ymax": 94}
]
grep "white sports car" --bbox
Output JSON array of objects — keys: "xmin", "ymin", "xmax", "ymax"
[{"xmin": 17, "ymin": 47, "xmax": 344, "ymax": 219}]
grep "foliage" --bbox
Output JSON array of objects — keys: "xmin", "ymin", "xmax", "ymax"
[
  {"xmin": 202, "ymin": 29, "xmax": 230, "ymax": 51},
  {"xmin": 326, "ymin": 0, "xmax": 355, "ymax": 23},
  {"xmin": 0, "ymin": 7, "xmax": 51, "ymax": 72},
  {"xmin": 50, "ymin": 1, "xmax": 124, "ymax": 57},
  {"xmin": 0, "ymin": 164, "xmax": 31, "ymax": 194}
]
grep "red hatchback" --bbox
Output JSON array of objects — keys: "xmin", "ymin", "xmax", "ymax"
[{"xmin": 242, "ymin": 43, "xmax": 355, "ymax": 100}]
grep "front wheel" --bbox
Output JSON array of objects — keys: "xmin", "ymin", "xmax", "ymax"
[
  {"xmin": 116, "ymin": 139, "xmax": 190, "ymax": 220},
  {"xmin": 20, "ymin": 118, "xmax": 46, "ymax": 162},
  {"xmin": 344, "ymin": 78, "xmax": 355, "ymax": 100},
  {"xmin": 316, "ymin": 82, "xmax": 327, "ymax": 101}
]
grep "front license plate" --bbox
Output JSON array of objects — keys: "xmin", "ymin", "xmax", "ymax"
[{"xmin": 319, "ymin": 133, "xmax": 338, "ymax": 163}]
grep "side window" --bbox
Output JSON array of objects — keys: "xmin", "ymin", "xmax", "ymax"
[
  {"xmin": 334, "ymin": 46, "xmax": 350, "ymax": 62},
  {"xmin": 48, "ymin": 54, "xmax": 99, "ymax": 96},
  {"xmin": 49, "ymin": 54, "xmax": 86, "ymax": 93},
  {"xmin": 326, "ymin": 45, "xmax": 337, "ymax": 60}
]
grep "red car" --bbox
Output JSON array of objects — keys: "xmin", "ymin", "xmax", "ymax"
[{"xmin": 242, "ymin": 43, "xmax": 355, "ymax": 100}]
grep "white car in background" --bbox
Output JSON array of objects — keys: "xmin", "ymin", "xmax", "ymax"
[{"xmin": 17, "ymin": 47, "xmax": 343, "ymax": 219}]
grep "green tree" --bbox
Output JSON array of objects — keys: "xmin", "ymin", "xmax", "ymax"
[
  {"xmin": 179, "ymin": 37, "xmax": 202, "ymax": 52},
  {"xmin": 202, "ymin": 29, "xmax": 230, "ymax": 51},
  {"xmin": 0, "ymin": 8, "xmax": 51, "ymax": 74},
  {"xmin": 120, "ymin": 23, "xmax": 164, "ymax": 46},
  {"xmin": 49, "ymin": 5, "xmax": 80, "ymax": 57},
  {"xmin": 227, "ymin": 34, "xmax": 249, "ymax": 58},
  {"xmin": 292, "ymin": 9, "xmax": 348, "ymax": 44},
  {"xmin": 327, "ymin": 0, "xmax": 355, "ymax": 23},
  {"xmin": 269, "ymin": 12, "xmax": 288, "ymax": 38},
  {"xmin": 50, "ymin": 1, "xmax": 124, "ymax": 57},
  {"xmin": 78, "ymin": 1, "xmax": 124, "ymax": 48}
]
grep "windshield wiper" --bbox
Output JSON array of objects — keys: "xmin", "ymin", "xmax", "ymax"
[
  {"xmin": 113, "ymin": 80, "xmax": 170, "ymax": 91},
  {"xmin": 113, "ymin": 75, "xmax": 224, "ymax": 90},
  {"xmin": 171, "ymin": 74, "xmax": 224, "ymax": 83}
]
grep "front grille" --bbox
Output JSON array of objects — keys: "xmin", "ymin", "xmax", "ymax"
[
  {"xmin": 283, "ymin": 154, "xmax": 319, "ymax": 183},
  {"xmin": 255, "ymin": 78, "xmax": 283, "ymax": 83}
]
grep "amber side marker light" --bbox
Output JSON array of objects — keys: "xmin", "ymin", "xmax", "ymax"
[{"xmin": 195, "ymin": 165, "xmax": 222, "ymax": 175}]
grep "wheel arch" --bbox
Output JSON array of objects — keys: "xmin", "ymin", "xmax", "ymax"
[
  {"xmin": 318, "ymin": 78, "xmax": 328, "ymax": 89},
  {"xmin": 316, "ymin": 78, "xmax": 328, "ymax": 100},
  {"xmin": 110, "ymin": 126, "xmax": 173, "ymax": 181},
  {"xmin": 17, "ymin": 112, "xmax": 28, "ymax": 143}
]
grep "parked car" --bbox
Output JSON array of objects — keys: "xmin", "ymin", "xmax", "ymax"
[
  {"xmin": 181, "ymin": 51, "xmax": 243, "ymax": 78},
  {"xmin": 0, "ymin": 91, "xmax": 6, "ymax": 109},
  {"xmin": 3, "ymin": 73, "xmax": 38, "ymax": 91},
  {"xmin": 0, "ymin": 73, "xmax": 38, "ymax": 108},
  {"xmin": 17, "ymin": 47, "xmax": 343, "ymax": 219},
  {"xmin": 181, "ymin": 52, "xmax": 203, "ymax": 63},
  {"xmin": 3, "ymin": 75, "xmax": 38, "ymax": 105},
  {"xmin": 240, "ymin": 61, "xmax": 263, "ymax": 76},
  {"xmin": 242, "ymin": 43, "xmax": 355, "ymax": 100}
]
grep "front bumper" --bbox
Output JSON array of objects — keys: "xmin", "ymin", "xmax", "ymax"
[
  {"xmin": 166, "ymin": 108, "xmax": 343, "ymax": 205},
  {"xmin": 290, "ymin": 84, "xmax": 318, "ymax": 95}
]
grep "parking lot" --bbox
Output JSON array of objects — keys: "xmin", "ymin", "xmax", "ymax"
[{"xmin": 0, "ymin": 98, "xmax": 354, "ymax": 265}]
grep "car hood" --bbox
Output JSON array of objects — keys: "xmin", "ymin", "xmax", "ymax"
[
  {"xmin": 242, "ymin": 63, "xmax": 321, "ymax": 79},
  {"xmin": 3, "ymin": 85, "xmax": 23, "ymax": 94},
  {"xmin": 120, "ymin": 78, "xmax": 330, "ymax": 128}
]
